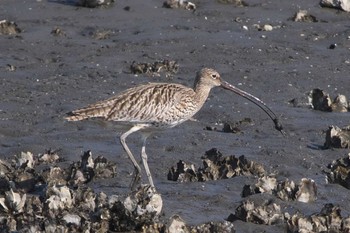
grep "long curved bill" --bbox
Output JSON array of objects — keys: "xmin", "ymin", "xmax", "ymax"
[{"xmin": 221, "ymin": 80, "xmax": 285, "ymax": 135}]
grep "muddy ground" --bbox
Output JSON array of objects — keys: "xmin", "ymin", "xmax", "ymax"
[{"xmin": 1, "ymin": 0, "xmax": 350, "ymax": 232}]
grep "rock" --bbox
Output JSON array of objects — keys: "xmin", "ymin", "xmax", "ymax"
[
  {"xmin": 262, "ymin": 24, "xmax": 273, "ymax": 31},
  {"xmin": 93, "ymin": 155, "xmax": 117, "ymax": 178},
  {"xmin": 295, "ymin": 178, "xmax": 317, "ymax": 203},
  {"xmin": 14, "ymin": 151, "xmax": 35, "ymax": 169},
  {"xmin": 67, "ymin": 151, "xmax": 117, "ymax": 186},
  {"xmin": 168, "ymin": 215, "xmax": 189, "ymax": 233},
  {"xmin": 51, "ymin": 27, "xmax": 66, "ymax": 37},
  {"xmin": 221, "ymin": 118, "xmax": 253, "ymax": 133},
  {"xmin": 292, "ymin": 10, "xmax": 318, "ymax": 22},
  {"xmin": 130, "ymin": 60, "xmax": 179, "ymax": 77},
  {"xmin": 0, "ymin": 159, "xmax": 12, "ymax": 176},
  {"xmin": 109, "ymin": 185, "xmax": 163, "ymax": 231},
  {"xmin": 73, "ymin": 186, "xmax": 96, "ymax": 212},
  {"xmin": 42, "ymin": 166, "xmax": 67, "ymax": 186},
  {"xmin": 287, "ymin": 204, "xmax": 344, "ymax": 232},
  {"xmin": 320, "ymin": 0, "xmax": 350, "ymax": 12},
  {"xmin": 292, "ymin": 89, "xmax": 349, "ymax": 112},
  {"xmin": 331, "ymin": 94, "xmax": 349, "ymax": 112},
  {"xmin": 191, "ymin": 221, "xmax": 235, "ymax": 232},
  {"xmin": 62, "ymin": 213, "xmax": 81, "ymax": 227},
  {"xmin": 0, "ymin": 189, "xmax": 26, "ymax": 214},
  {"xmin": 0, "ymin": 20, "xmax": 21, "ymax": 35},
  {"xmin": 38, "ymin": 149, "xmax": 61, "ymax": 164},
  {"xmin": 326, "ymin": 153, "xmax": 350, "ymax": 189},
  {"xmin": 324, "ymin": 125, "xmax": 350, "ymax": 149},
  {"xmin": 217, "ymin": 0, "xmax": 247, "ymax": 7},
  {"xmin": 168, "ymin": 160, "xmax": 198, "ymax": 182},
  {"xmin": 308, "ymin": 88, "xmax": 332, "ymax": 112},
  {"xmin": 163, "ymin": 0, "xmax": 196, "ymax": 11},
  {"xmin": 233, "ymin": 200, "xmax": 285, "ymax": 225},
  {"xmin": 124, "ymin": 185, "xmax": 162, "ymax": 217},
  {"xmin": 78, "ymin": 0, "xmax": 114, "ymax": 8},
  {"xmin": 255, "ymin": 175, "xmax": 277, "ymax": 194},
  {"xmin": 168, "ymin": 148, "xmax": 266, "ymax": 182},
  {"xmin": 46, "ymin": 185, "xmax": 73, "ymax": 211},
  {"xmin": 243, "ymin": 176, "xmax": 317, "ymax": 203}
]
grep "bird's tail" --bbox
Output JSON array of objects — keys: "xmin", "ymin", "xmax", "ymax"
[{"xmin": 65, "ymin": 106, "xmax": 110, "ymax": 121}]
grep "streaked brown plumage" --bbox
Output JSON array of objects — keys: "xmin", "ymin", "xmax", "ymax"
[{"xmin": 66, "ymin": 68, "xmax": 283, "ymax": 190}]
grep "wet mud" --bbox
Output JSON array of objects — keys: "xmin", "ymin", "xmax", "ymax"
[{"xmin": 1, "ymin": 0, "xmax": 350, "ymax": 232}]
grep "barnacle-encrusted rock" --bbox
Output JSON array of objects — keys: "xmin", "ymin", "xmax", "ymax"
[
  {"xmin": 326, "ymin": 154, "xmax": 350, "ymax": 189},
  {"xmin": 93, "ymin": 155, "xmax": 117, "ymax": 178},
  {"xmin": 169, "ymin": 148, "xmax": 266, "ymax": 182},
  {"xmin": 42, "ymin": 166, "xmax": 67, "ymax": 186},
  {"xmin": 78, "ymin": 0, "xmax": 114, "ymax": 8},
  {"xmin": 275, "ymin": 178, "xmax": 317, "ymax": 203},
  {"xmin": 168, "ymin": 215, "xmax": 189, "ymax": 233},
  {"xmin": 109, "ymin": 185, "xmax": 163, "ymax": 231},
  {"xmin": 0, "ymin": 20, "xmax": 21, "ymax": 35},
  {"xmin": 243, "ymin": 176, "xmax": 317, "ymax": 203},
  {"xmin": 163, "ymin": 0, "xmax": 196, "ymax": 11},
  {"xmin": 46, "ymin": 185, "xmax": 73, "ymax": 211},
  {"xmin": 14, "ymin": 151, "xmax": 35, "ymax": 169},
  {"xmin": 67, "ymin": 151, "xmax": 117, "ymax": 186},
  {"xmin": 168, "ymin": 160, "xmax": 198, "ymax": 182},
  {"xmin": 324, "ymin": 125, "xmax": 350, "ymax": 149},
  {"xmin": 309, "ymin": 88, "xmax": 332, "ymax": 112},
  {"xmin": 292, "ymin": 10, "xmax": 318, "ymax": 22},
  {"xmin": 130, "ymin": 60, "xmax": 179, "ymax": 77},
  {"xmin": 73, "ymin": 186, "xmax": 96, "ymax": 212},
  {"xmin": 123, "ymin": 185, "xmax": 162, "ymax": 217},
  {"xmin": 331, "ymin": 95, "xmax": 349, "ymax": 112},
  {"xmin": 233, "ymin": 199, "xmax": 285, "ymax": 225},
  {"xmin": 191, "ymin": 221, "xmax": 235, "ymax": 232},
  {"xmin": 287, "ymin": 204, "xmax": 347, "ymax": 232},
  {"xmin": 0, "ymin": 159, "xmax": 11, "ymax": 176},
  {"xmin": 295, "ymin": 178, "xmax": 317, "ymax": 203},
  {"xmin": 217, "ymin": 0, "xmax": 247, "ymax": 7},
  {"xmin": 320, "ymin": 0, "xmax": 350, "ymax": 12},
  {"xmin": 0, "ymin": 189, "xmax": 26, "ymax": 214},
  {"xmin": 166, "ymin": 214, "xmax": 236, "ymax": 233},
  {"xmin": 38, "ymin": 149, "xmax": 61, "ymax": 163},
  {"xmin": 62, "ymin": 213, "xmax": 81, "ymax": 227},
  {"xmin": 290, "ymin": 89, "xmax": 350, "ymax": 112}
]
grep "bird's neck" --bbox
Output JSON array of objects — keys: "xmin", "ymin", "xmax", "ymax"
[{"xmin": 194, "ymin": 82, "xmax": 212, "ymax": 106}]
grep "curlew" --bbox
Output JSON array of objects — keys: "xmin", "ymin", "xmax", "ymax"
[{"xmin": 65, "ymin": 68, "xmax": 283, "ymax": 190}]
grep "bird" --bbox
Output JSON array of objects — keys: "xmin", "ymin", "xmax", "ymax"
[{"xmin": 65, "ymin": 68, "xmax": 284, "ymax": 190}]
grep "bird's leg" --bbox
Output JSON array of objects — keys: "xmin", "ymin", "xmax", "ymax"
[
  {"xmin": 141, "ymin": 133, "xmax": 155, "ymax": 188},
  {"xmin": 120, "ymin": 125, "xmax": 146, "ymax": 190}
]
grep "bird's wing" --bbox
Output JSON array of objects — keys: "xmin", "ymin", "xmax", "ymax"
[{"xmin": 106, "ymin": 83, "xmax": 194, "ymax": 124}]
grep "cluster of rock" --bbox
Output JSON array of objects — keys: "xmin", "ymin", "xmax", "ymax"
[
  {"xmin": 0, "ymin": 151, "xmax": 163, "ymax": 232},
  {"xmin": 290, "ymin": 89, "xmax": 350, "ymax": 150},
  {"xmin": 167, "ymin": 148, "xmax": 350, "ymax": 232},
  {"xmin": 130, "ymin": 60, "xmax": 179, "ymax": 77},
  {"xmin": 163, "ymin": 0, "xmax": 196, "ymax": 11},
  {"xmin": 290, "ymin": 88, "xmax": 349, "ymax": 113},
  {"xmin": 230, "ymin": 201, "xmax": 350, "ymax": 232},
  {"xmin": 204, "ymin": 118, "xmax": 254, "ymax": 134},
  {"xmin": 0, "ymin": 150, "xmax": 240, "ymax": 232},
  {"xmin": 242, "ymin": 176, "xmax": 317, "ymax": 203},
  {"xmin": 168, "ymin": 148, "xmax": 265, "ymax": 182}
]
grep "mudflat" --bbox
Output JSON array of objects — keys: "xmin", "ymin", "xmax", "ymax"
[{"xmin": 1, "ymin": 0, "xmax": 350, "ymax": 232}]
